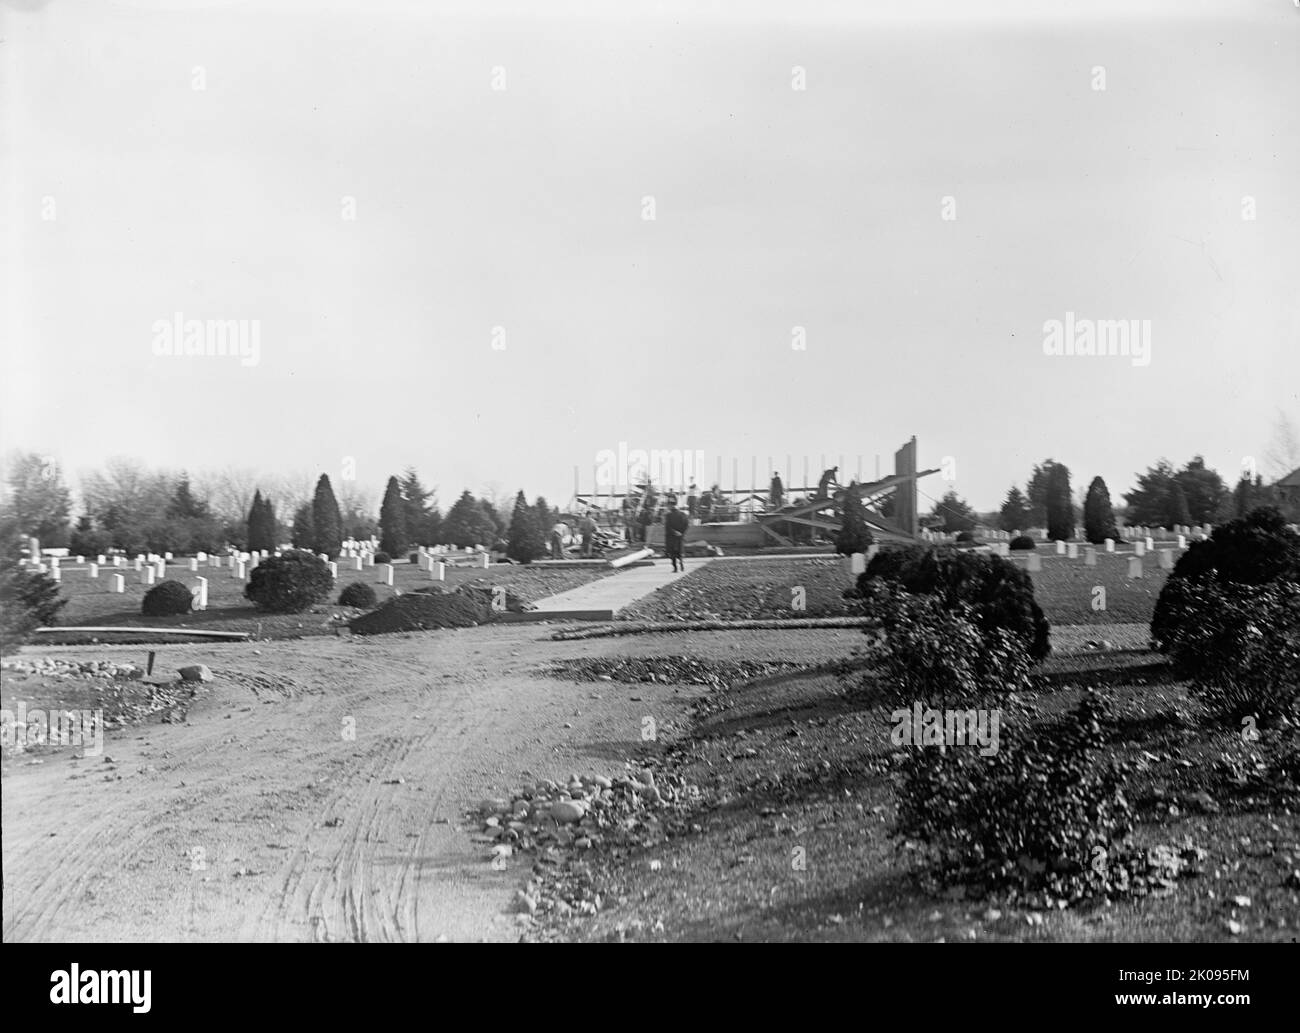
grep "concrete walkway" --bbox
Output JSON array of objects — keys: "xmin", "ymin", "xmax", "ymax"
[{"xmin": 530, "ymin": 559, "xmax": 707, "ymax": 619}]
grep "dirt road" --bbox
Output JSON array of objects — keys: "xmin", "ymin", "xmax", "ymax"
[{"xmin": 2, "ymin": 623, "xmax": 743, "ymax": 942}]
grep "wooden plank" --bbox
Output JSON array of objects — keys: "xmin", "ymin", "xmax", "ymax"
[{"xmin": 36, "ymin": 626, "xmax": 250, "ymax": 640}]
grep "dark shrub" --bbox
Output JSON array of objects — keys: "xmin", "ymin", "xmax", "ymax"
[
  {"xmin": 955, "ymin": 531, "xmax": 976, "ymax": 544},
  {"xmin": 1151, "ymin": 507, "xmax": 1300, "ymax": 650},
  {"xmin": 1161, "ymin": 579, "xmax": 1299, "ymax": 727},
  {"xmin": 338, "ymin": 581, "xmax": 377, "ymax": 609},
  {"xmin": 0, "ymin": 543, "xmax": 67, "ymax": 655},
  {"xmin": 853, "ymin": 545, "xmax": 1050, "ymax": 663},
  {"xmin": 1009, "ymin": 535, "xmax": 1036, "ymax": 551},
  {"xmin": 243, "ymin": 550, "xmax": 334, "ymax": 613},
  {"xmin": 894, "ymin": 693, "xmax": 1136, "ymax": 901},
  {"xmin": 408, "ymin": 552, "xmax": 421, "ymax": 564},
  {"xmin": 374, "ymin": 551, "xmax": 392, "ymax": 566},
  {"xmin": 142, "ymin": 579, "xmax": 194, "ymax": 617},
  {"xmin": 859, "ymin": 583, "xmax": 1030, "ymax": 708}
]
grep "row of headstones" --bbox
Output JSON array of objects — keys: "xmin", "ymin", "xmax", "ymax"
[
  {"xmin": 844, "ymin": 539, "xmax": 1181, "ymax": 579},
  {"xmin": 919, "ymin": 525, "xmax": 1212, "ymax": 544}
]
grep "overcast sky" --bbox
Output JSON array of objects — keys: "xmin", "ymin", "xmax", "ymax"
[{"xmin": 2, "ymin": 0, "xmax": 1297, "ymax": 512}]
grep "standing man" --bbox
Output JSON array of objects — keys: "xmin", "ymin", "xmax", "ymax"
[
  {"xmin": 769, "ymin": 471, "xmax": 784, "ymax": 510},
  {"xmin": 578, "ymin": 510, "xmax": 598, "ymax": 558},
  {"xmin": 550, "ymin": 518, "xmax": 568, "ymax": 560},
  {"xmin": 663, "ymin": 496, "xmax": 689, "ymax": 573},
  {"xmin": 816, "ymin": 466, "xmax": 839, "ymax": 501}
]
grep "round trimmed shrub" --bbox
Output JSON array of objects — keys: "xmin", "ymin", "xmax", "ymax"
[
  {"xmin": 955, "ymin": 531, "xmax": 976, "ymax": 544},
  {"xmin": 374, "ymin": 551, "xmax": 392, "ymax": 565},
  {"xmin": 1009, "ymin": 535, "xmax": 1036, "ymax": 551},
  {"xmin": 1152, "ymin": 507, "xmax": 1300, "ymax": 650},
  {"xmin": 338, "ymin": 581, "xmax": 377, "ymax": 609},
  {"xmin": 142, "ymin": 579, "xmax": 194, "ymax": 617},
  {"xmin": 854, "ymin": 544, "xmax": 1050, "ymax": 663},
  {"xmin": 244, "ymin": 550, "xmax": 334, "ymax": 613}
]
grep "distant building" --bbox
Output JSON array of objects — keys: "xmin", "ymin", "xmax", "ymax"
[{"xmin": 1275, "ymin": 467, "xmax": 1300, "ymax": 520}]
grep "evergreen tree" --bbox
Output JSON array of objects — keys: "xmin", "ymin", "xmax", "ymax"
[
  {"xmin": 379, "ymin": 476, "xmax": 409, "ymax": 556},
  {"xmin": 1165, "ymin": 480, "xmax": 1192, "ymax": 529},
  {"xmin": 998, "ymin": 485, "xmax": 1031, "ymax": 533},
  {"xmin": 291, "ymin": 501, "xmax": 315, "ymax": 549},
  {"xmin": 1123, "ymin": 459, "xmax": 1176, "ymax": 527},
  {"xmin": 3, "ymin": 451, "xmax": 72, "ymax": 547},
  {"xmin": 1045, "ymin": 463, "xmax": 1074, "ymax": 541},
  {"xmin": 442, "ymin": 490, "xmax": 496, "ymax": 548},
  {"xmin": 1172, "ymin": 455, "xmax": 1226, "ymax": 524},
  {"xmin": 506, "ymin": 490, "xmax": 545, "ymax": 563},
  {"xmin": 1026, "ymin": 461, "xmax": 1060, "ymax": 528},
  {"xmin": 833, "ymin": 487, "xmax": 874, "ymax": 554},
  {"xmin": 532, "ymin": 495, "xmax": 553, "ymax": 537},
  {"xmin": 932, "ymin": 489, "xmax": 977, "ymax": 534},
  {"xmin": 168, "ymin": 475, "xmax": 211, "ymax": 519},
  {"xmin": 1082, "ymin": 476, "xmax": 1118, "ymax": 544},
  {"xmin": 310, "ymin": 474, "xmax": 343, "ymax": 557},
  {"xmin": 246, "ymin": 490, "xmax": 277, "ymax": 553},
  {"xmin": 399, "ymin": 468, "xmax": 435, "ymax": 544}
]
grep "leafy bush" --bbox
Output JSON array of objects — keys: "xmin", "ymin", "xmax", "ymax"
[
  {"xmin": 408, "ymin": 552, "xmax": 421, "ymax": 564},
  {"xmin": 0, "ymin": 552, "xmax": 67, "ymax": 655},
  {"xmin": 373, "ymin": 552, "xmax": 392, "ymax": 566},
  {"xmin": 853, "ymin": 545, "xmax": 1050, "ymax": 663},
  {"xmin": 894, "ymin": 693, "xmax": 1135, "ymax": 902},
  {"xmin": 1009, "ymin": 535, "xmax": 1036, "ymax": 551},
  {"xmin": 1151, "ymin": 507, "xmax": 1300, "ymax": 650},
  {"xmin": 338, "ymin": 581, "xmax": 377, "ymax": 609},
  {"xmin": 834, "ymin": 489, "xmax": 875, "ymax": 556},
  {"xmin": 243, "ymin": 550, "xmax": 334, "ymax": 613},
  {"xmin": 861, "ymin": 583, "xmax": 1031, "ymax": 708},
  {"xmin": 955, "ymin": 531, "xmax": 976, "ymax": 544},
  {"xmin": 141, "ymin": 579, "xmax": 194, "ymax": 617},
  {"xmin": 1159, "ymin": 579, "xmax": 1299, "ymax": 727}
]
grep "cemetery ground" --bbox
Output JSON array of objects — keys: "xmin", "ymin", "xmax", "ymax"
[
  {"xmin": 38, "ymin": 558, "xmax": 616, "ymax": 644},
  {"xmin": 7, "ymin": 541, "xmax": 1297, "ymax": 943}
]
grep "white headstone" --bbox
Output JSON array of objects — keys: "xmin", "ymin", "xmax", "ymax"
[
  {"xmin": 1084, "ymin": 547, "xmax": 1096, "ymax": 567},
  {"xmin": 1105, "ymin": 539, "xmax": 1115, "ymax": 553},
  {"xmin": 134, "ymin": 557, "xmax": 143, "ymax": 572},
  {"xmin": 1135, "ymin": 541, "xmax": 1146, "ymax": 557},
  {"xmin": 329, "ymin": 561, "xmax": 338, "ymax": 579},
  {"xmin": 1176, "ymin": 534, "xmax": 1186, "ymax": 549},
  {"xmin": 866, "ymin": 544, "xmax": 880, "ymax": 560},
  {"xmin": 354, "ymin": 556, "xmax": 363, "ymax": 571},
  {"xmin": 194, "ymin": 577, "xmax": 208, "ymax": 610},
  {"xmin": 197, "ymin": 551, "xmax": 207, "ymax": 562},
  {"xmin": 144, "ymin": 566, "xmax": 156, "ymax": 585},
  {"xmin": 50, "ymin": 565, "xmax": 61, "ymax": 582},
  {"xmin": 367, "ymin": 553, "xmax": 375, "ymax": 567},
  {"xmin": 237, "ymin": 560, "xmax": 247, "ymax": 580},
  {"xmin": 434, "ymin": 561, "xmax": 446, "ymax": 582},
  {"xmin": 164, "ymin": 551, "xmax": 173, "ymax": 561},
  {"xmin": 479, "ymin": 552, "xmax": 490, "ymax": 569},
  {"xmin": 1055, "ymin": 540, "xmax": 1065, "ymax": 555},
  {"xmin": 189, "ymin": 558, "xmax": 199, "ymax": 572},
  {"xmin": 1027, "ymin": 553, "xmax": 1042, "ymax": 572},
  {"xmin": 75, "ymin": 555, "xmax": 84, "ymax": 565},
  {"xmin": 1128, "ymin": 556, "xmax": 1143, "ymax": 579},
  {"xmin": 111, "ymin": 573, "xmax": 125, "ymax": 593},
  {"xmin": 318, "ymin": 553, "xmax": 329, "ymax": 563},
  {"xmin": 89, "ymin": 562, "xmax": 99, "ymax": 578},
  {"xmin": 97, "ymin": 554, "xmax": 106, "ymax": 565},
  {"xmin": 1158, "ymin": 548, "xmax": 1174, "ymax": 570},
  {"xmin": 850, "ymin": 552, "xmax": 867, "ymax": 575},
  {"xmin": 114, "ymin": 555, "xmax": 123, "ymax": 567},
  {"xmin": 1144, "ymin": 536, "xmax": 1154, "ymax": 551},
  {"xmin": 383, "ymin": 563, "xmax": 394, "ymax": 586},
  {"xmin": 156, "ymin": 560, "xmax": 166, "ymax": 579},
  {"xmin": 1067, "ymin": 543, "xmax": 1078, "ymax": 559}
]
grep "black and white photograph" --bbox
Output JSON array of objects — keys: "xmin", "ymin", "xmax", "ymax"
[{"xmin": 1, "ymin": 0, "xmax": 1297, "ymax": 1000}]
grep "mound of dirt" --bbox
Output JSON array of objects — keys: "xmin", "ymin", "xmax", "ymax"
[
  {"xmin": 349, "ymin": 590, "xmax": 491, "ymax": 635},
  {"xmin": 414, "ymin": 584, "xmax": 535, "ymax": 613}
]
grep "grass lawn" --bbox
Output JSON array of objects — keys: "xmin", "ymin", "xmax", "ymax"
[
  {"xmin": 39, "ymin": 557, "xmax": 615, "ymax": 643},
  {"xmin": 619, "ymin": 548, "xmax": 1174, "ymax": 632}
]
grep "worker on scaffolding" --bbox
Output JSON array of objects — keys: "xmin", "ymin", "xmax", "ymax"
[
  {"xmin": 769, "ymin": 471, "xmax": 784, "ymax": 510},
  {"xmin": 816, "ymin": 466, "xmax": 839, "ymax": 501}
]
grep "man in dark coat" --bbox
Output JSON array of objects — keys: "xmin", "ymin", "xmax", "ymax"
[{"xmin": 663, "ymin": 497, "xmax": 689, "ymax": 572}]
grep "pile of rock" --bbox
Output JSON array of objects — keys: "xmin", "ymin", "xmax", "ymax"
[
  {"xmin": 1, "ymin": 658, "xmax": 143, "ymax": 681},
  {"xmin": 469, "ymin": 761, "xmax": 700, "ymax": 922}
]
